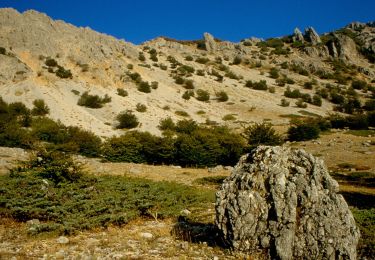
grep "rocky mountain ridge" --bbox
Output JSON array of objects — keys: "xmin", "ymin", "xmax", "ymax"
[{"xmin": 0, "ymin": 8, "xmax": 374, "ymax": 137}]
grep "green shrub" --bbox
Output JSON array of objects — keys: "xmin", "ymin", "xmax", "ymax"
[
  {"xmin": 127, "ymin": 64, "xmax": 134, "ymax": 70},
  {"xmin": 158, "ymin": 117, "xmax": 176, "ymax": 131},
  {"xmin": 184, "ymin": 79, "xmax": 195, "ymax": 89},
  {"xmin": 137, "ymin": 81, "xmax": 151, "ymax": 93},
  {"xmin": 222, "ymin": 114, "xmax": 236, "ymax": 121},
  {"xmin": 351, "ymin": 80, "xmax": 368, "ymax": 90},
  {"xmin": 136, "ymin": 103, "xmax": 147, "ymax": 112},
  {"xmin": 0, "ymin": 170, "xmax": 213, "ymax": 234},
  {"xmin": 196, "ymin": 69, "xmax": 205, "ymax": 76},
  {"xmin": 312, "ymin": 95, "xmax": 322, "ymax": 106},
  {"xmin": 287, "ymin": 121, "xmax": 320, "ymax": 141},
  {"xmin": 216, "ymin": 91, "xmax": 229, "ymax": 102},
  {"xmin": 295, "ymin": 99, "xmax": 308, "ymax": 108},
  {"xmin": 196, "ymin": 89, "xmax": 210, "ymax": 101},
  {"xmin": 257, "ymin": 38, "xmax": 284, "ymax": 48},
  {"xmin": 290, "ymin": 63, "xmax": 309, "ymax": 76},
  {"xmin": 55, "ymin": 66, "xmax": 72, "ymax": 79},
  {"xmin": 303, "ymin": 81, "xmax": 314, "ymax": 89},
  {"xmin": 138, "ymin": 52, "xmax": 146, "ymax": 61},
  {"xmin": 175, "ymin": 76, "xmax": 185, "ymax": 85},
  {"xmin": 116, "ymin": 110, "xmax": 139, "ymax": 129},
  {"xmin": 32, "ymin": 99, "xmax": 50, "ymax": 115},
  {"xmin": 71, "ymin": 89, "xmax": 80, "ymax": 95},
  {"xmin": 128, "ymin": 72, "xmax": 142, "ymax": 83},
  {"xmin": 284, "ymin": 86, "xmax": 301, "ymax": 98},
  {"xmin": 244, "ymin": 123, "xmax": 283, "ymax": 149},
  {"xmin": 232, "ymin": 56, "xmax": 242, "ymax": 65},
  {"xmin": 45, "ymin": 58, "xmax": 58, "ymax": 67},
  {"xmin": 77, "ymin": 92, "xmax": 111, "ymax": 108},
  {"xmin": 178, "ymin": 65, "xmax": 195, "ymax": 75},
  {"xmin": 0, "ymin": 47, "xmax": 6, "ymax": 55},
  {"xmin": 245, "ymin": 80, "xmax": 268, "ymax": 90},
  {"xmin": 159, "ymin": 64, "xmax": 168, "ymax": 70},
  {"xmin": 175, "ymin": 110, "xmax": 189, "ymax": 117},
  {"xmin": 0, "ymin": 121, "xmax": 34, "ymax": 149},
  {"xmin": 117, "ymin": 88, "xmax": 128, "ymax": 97},
  {"xmin": 330, "ymin": 92, "xmax": 345, "ymax": 105},
  {"xmin": 363, "ymin": 100, "xmax": 375, "ymax": 111},
  {"xmin": 8, "ymin": 102, "xmax": 30, "ymax": 116},
  {"xmin": 195, "ymin": 57, "xmax": 210, "ymax": 64},
  {"xmin": 269, "ymin": 67, "xmax": 280, "ymax": 79},
  {"xmin": 151, "ymin": 81, "xmax": 159, "ymax": 89},
  {"xmin": 280, "ymin": 98, "xmax": 290, "ymax": 107},
  {"xmin": 182, "ymin": 90, "xmax": 194, "ymax": 100},
  {"xmin": 185, "ymin": 55, "xmax": 193, "ymax": 61}
]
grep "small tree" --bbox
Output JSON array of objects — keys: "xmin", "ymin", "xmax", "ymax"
[
  {"xmin": 269, "ymin": 67, "xmax": 280, "ymax": 79},
  {"xmin": 136, "ymin": 103, "xmax": 147, "ymax": 112},
  {"xmin": 45, "ymin": 58, "xmax": 58, "ymax": 67},
  {"xmin": 32, "ymin": 99, "xmax": 50, "ymax": 115},
  {"xmin": 158, "ymin": 117, "xmax": 176, "ymax": 131},
  {"xmin": 116, "ymin": 110, "xmax": 139, "ymax": 129},
  {"xmin": 244, "ymin": 123, "xmax": 283, "ymax": 149},
  {"xmin": 182, "ymin": 90, "xmax": 194, "ymax": 100},
  {"xmin": 280, "ymin": 98, "xmax": 290, "ymax": 107},
  {"xmin": 137, "ymin": 81, "xmax": 151, "ymax": 93},
  {"xmin": 117, "ymin": 88, "xmax": 128, "ymax": 97},
  {"xmin": 216, "ymin": 91, "xmax": 229, "ymax": 102},
  {"xmin": 196, "ymin": 89, "xmax": 210, "ymax": 102},
  {"xmin": 287, "ymin": 121, "xmax": 320, "ymax": 141},
  {"xmin": 138, "ymin": 52, "xmax": 146, "ymax": 62}
]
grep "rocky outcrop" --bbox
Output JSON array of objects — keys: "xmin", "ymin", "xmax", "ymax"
[
  {"xmin": 304, "ymin": 27, "xmax": 322, "ymax": 45},
  {"xmin": 293, "ymin": 28, "xmax": 304, "ymax": 42},
  {"xmin": 326, "ymin": 33, "xmax": 360, "ymax": 61},
  {"xmin": 204, "ymin": 32, "xmax": 217, "ymax": 52},
  {"xmin": 216, "ymin": 146, "xmax": 360, "ymax": 260}
]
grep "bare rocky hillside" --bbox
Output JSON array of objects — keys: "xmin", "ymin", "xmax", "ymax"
[{"xmin": 0, "ymin": 8, "xmax": 374, "ymax": 137}]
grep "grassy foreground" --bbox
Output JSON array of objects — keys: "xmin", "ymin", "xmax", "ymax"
[
  {"xmin": 0, "ymin": 154, "xmax": 373, "ymax": 258},
  {"xmin": 0, "ymin": 172, "xmax": 215, "ymax": 236}
]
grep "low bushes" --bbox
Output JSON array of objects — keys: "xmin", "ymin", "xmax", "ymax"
[
  {"xmin": 287, "ymin": 121, "xmax": 320, "ymax": 141},
  {"xmin": 104, "ymin": 119, "xmax": 245, "ymax": 167},
  {"xmin": 245, "ymin": 80, "xmax": 268, "ymax": 90},
  {"xmin": 77, "ymin": 91, "xmax": 111, "ymax": 108},
  {"xmin": 244, "ymin": 123, "xmax": 283, "ymax": 149},
  {"xmin": 32, "ymin": 99, "xmax": 50, "ymax": 115},
  {"xmin": 116, "ymin": 110, "xmax": 139, "ymax": 129},
  {"xmin": 196, "ymin": 89, "xmax": 210, "ymax": 102},
  {"xmin": 1, "ymin": 162, "xmax": 213, "ymax": 234}
]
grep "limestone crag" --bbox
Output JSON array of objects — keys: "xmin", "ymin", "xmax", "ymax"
[
  {"xmin": 304, "ymin": 27, "xmax": 322, "ymax": 45},
  {"xmin": 216, "ymin": 146, "xmax": 360, "ymax": 260},
  {"xmin": 203, "ymin": 32, "xmax": 217, "ymax": 52},
  {"xmin": 293, "ymin": 28, "xmax": 304, "ymax": 42}
]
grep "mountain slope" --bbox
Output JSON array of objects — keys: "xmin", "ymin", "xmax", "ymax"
[{"xmin": 0, "ymin": 8, "xmax": 374, "ymax": 137}]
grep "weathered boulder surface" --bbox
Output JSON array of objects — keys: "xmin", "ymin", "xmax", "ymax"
[{"xmin": 216, "ymin": 146, "xmax": 360, "ymax": 260}]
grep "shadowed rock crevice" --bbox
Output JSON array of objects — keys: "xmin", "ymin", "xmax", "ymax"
[{"xmin": 215, "ymin": 146, "xmax": 360, "ymax": 260}]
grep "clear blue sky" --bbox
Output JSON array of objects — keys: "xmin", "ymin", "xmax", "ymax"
[{"xmin": 1, "ymin": 0, "xmax": 374, "ymax": 44}]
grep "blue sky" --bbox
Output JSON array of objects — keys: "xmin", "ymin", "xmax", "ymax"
[{"xmin": 1, "ymin": 0, "xmax": 374, "ymax": 44}]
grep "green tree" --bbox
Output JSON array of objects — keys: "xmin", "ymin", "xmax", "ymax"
[
  {"xmin": 116, "ymin": 110, "xmax": 139, "ymax": 129},
  {"xmin": 32, "ymin": 99, "xmax": 50, "ymax": 115},
  {"xmin": 244, "ymin": 123, "xmax": 283, "ymax": 149}
]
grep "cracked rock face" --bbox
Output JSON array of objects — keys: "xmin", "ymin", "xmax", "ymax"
[{"xmin": 215, "ymin": 146, "xmax": 360, "ymax": 260}]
